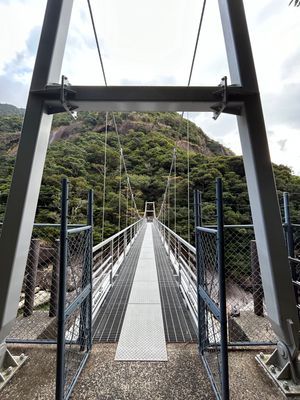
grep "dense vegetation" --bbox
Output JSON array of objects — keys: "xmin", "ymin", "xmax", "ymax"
[{"xmin": 1, "ymin": 106, "xmax": 300, "ymax": 247}]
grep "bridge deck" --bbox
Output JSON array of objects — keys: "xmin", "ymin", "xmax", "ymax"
[
  {"xmin": 93, "ymin": 223, "xmax": 196, "ymax": 343},
  {"xmin": 153, "ymin": 226, "xmax": 197, "ymax": 342}
]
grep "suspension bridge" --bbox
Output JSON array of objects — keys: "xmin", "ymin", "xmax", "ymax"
[{"xmin": 1, "ymin": 1, "xmax": 300, "ymax": 400}]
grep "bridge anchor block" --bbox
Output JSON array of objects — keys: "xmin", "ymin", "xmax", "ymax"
[
  {"xmin": 256, "ymin": 342, "xmax": 300, "ymax": 397},
  {"xmin": 0, "ymin": 343, "xmax": 28, "ymax": 390}
]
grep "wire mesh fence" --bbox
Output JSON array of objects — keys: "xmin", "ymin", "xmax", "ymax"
[
  {"xmin": 57, "ymin": 226, "xmax": 92, "ymax": 400},
  {"xmin": 289, "ymin": 257, "xmax": 300, "ymax": 309},
  {"xmin": 292, "ymin": 224, "xmax": 300, "ymax": 258},
  {"xmin": 55, "ymin": 180, "xmax": 93, "ymax": 400},
  {"xmin": 5, "ymin": 224, "xmax": 61, "ymax": 343},
  {"xmin": 196, "ymin": 225, "xmax": 229, "ymax": 400},
  {"xmin": 223, "ymin": 226, "xmax": 277, "ymax": 345},
  {"xmin": 156, "ymin": 217, "xmax": 279, "ymax": 346}
]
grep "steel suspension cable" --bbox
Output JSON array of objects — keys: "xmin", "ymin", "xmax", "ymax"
[
  {"xmin": 125, "ymin": 180, "xmax": 129, "ymax": 227},
  {"xmin": 87, "ymin": 0, "xmax": 141, "ymax": 221},
  {"xmin": 174, "ymin": 148, "xmax": 177, "ymax": 232},
  {"xmin": 87, "ymin": 0, "xmax": 108, "ymax": 86},
  {"xmin": 101, "ymin": 112, "xmax": 108, "ymax": 241},
  {"xmin": 157, "ymin": 148, "xmax": 176, "ymax": 219},
  {"xmin": 175, "ymin": 0, "xmax": 207, "ymax": 234},
  {"xmin": 173, "ymin": 0, "xmax": 207, "ymax": 235},
  {"xmin": 118, "ymin": 148, "xmax": 123, "ymax": 231},
  {"xmin": 88, "ymin": 0, "xmax": 206, "ymax": 227},
  {"xmin": 187, "ymin": 0, "xmax": 207, "ymax": 87},
  {"xmin": 186, "ymin": 113, "xmax": 191, "ymax": 243}
]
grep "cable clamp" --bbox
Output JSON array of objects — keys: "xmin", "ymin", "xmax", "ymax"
[
  {"xmin": 60, "ymin": 76, "xmax": 78, "ymax": 120},
  {"xmin": 211, "ymin": 76, "xmax": 242, "ymax": 120},
  {"xmin": 211, "ymin": 76, "xmax": 228, "ymax": 120}
]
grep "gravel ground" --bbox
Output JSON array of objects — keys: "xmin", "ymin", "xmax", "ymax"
[{"xmin": 1, "ymin": 343, "xmax": 284, "ymax": 400}]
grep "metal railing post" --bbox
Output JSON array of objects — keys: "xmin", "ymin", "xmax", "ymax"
[
  {"xmin": 87, "ymin": 189, "xmax": 93, "ymax": 351},
  {"xmin": 194, "ymin": 189, "xmax": 204, "ymax": 349},
  {"xmin": 283, "ymin": 192, "xmax": 295, "ymax": 258},
  {"xmin": 216, "ymin": 178, "xmax": 229, "ymax": 400},
  {"xmin": 56, "ymin": 178, "xmax": 68, "ymax": 400},
  {"xmin": 178, "ymin": 240, "xmax": 182, "ymax": 286},
  {"xmin": 124, "ymin": 231, "xmax": 127, "ymax": 259},
  {"xmin": 110, "ymin": 239, "xmax": 114, "ymax": 285},
  {"xmin": 117, "ymin": 235, "xmax": 120, "ymax": 263}
]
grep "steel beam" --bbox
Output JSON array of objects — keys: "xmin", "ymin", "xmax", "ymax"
[
  {"xmin": 0, "ymin": 0, "xmax": 73, "ymax": 342},
  {"xmin": 35, "ymin": 85, "xmax": 250, "ymax": 113},
  {"xmin": 218, "ymin": 0, "xmax": 300, "ymax": 359}
]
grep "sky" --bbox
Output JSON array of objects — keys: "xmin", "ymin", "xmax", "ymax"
[{"xmin": 0, "ymin": 0, "xmax": 299, "ymax": 173}]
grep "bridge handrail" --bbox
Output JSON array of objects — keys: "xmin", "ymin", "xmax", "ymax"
[
  {"xmin": 92, "ymin": 218, "xmax": 145, "ymax": 323},
  {"xmin": 93, "ymin": 219, "xmax": 145, "ymax": 253},
  {"xmin": 153, "ymin": 218, "xmax": 198, "ymax": 326},
  {"xmin": 154, "ymin": 219, "xmax": 196, "ymax": 254}
]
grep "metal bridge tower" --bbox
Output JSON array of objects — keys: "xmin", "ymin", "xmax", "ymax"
[
  {"xmin": 0, "ymin": 0, "xmax": 299, "ymax": 394},
  {"xmin": 144, "ymin": 202, "xmax": 156, "ymax": 221}
]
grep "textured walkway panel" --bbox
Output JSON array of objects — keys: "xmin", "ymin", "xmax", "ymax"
[
  {"xmin": 129, "ymin": 281, "xmax": 160, "ymax": 303},
  {"xmin": 115, "ymin": 304, "xmax": 167, "ymax": 361},
  {"xmin": 115, "ymin": 223, "xmax": 168, "ymax": 361}
]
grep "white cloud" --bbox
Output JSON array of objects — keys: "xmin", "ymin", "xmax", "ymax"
[
  {"xmin": 0, "ymin": 0, "xmax": 46, "ymax": 74},
  {"xmin": 0, "ymin": 0, "xmax": 300, "ymax": 176}
]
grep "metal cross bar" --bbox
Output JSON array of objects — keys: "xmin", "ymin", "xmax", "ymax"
[{"xmin": 33, "ymin": 85, "xmax": 253, "ymax": 113}]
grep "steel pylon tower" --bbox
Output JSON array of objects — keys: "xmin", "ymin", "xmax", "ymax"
[{"xmin": 0, "ymin": 0, "xmax": 299, "ymax": 394}]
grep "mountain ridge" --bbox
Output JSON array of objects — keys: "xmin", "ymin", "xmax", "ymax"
[
  {"xmin": 0, "ymin": 103, "xmax": 25, "ymax": 116},
  {"xmin": 0, "ymin": 106, "xmax": 300, "ymax": 244}
]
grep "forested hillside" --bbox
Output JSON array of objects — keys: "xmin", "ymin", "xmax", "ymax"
[{"xmin": 1, "ymin": 106, "xmax": 300, "ymax": 243}]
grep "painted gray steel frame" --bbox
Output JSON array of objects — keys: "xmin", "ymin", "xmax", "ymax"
[
  {"xmin": 0, "ymin": 0, "xmax": 74, "ymax": 342},
  {"xmin": 218, "ymin": 0, "xmax": 300, "ymax": 356},
  {"xmin": 0, "ymin": 0, "xmax": 297, "ymax": 370},
  {"xmin": 37, "ymin": 85, "xmax": 250, "ymax": 113}
]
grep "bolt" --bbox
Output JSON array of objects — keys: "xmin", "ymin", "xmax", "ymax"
[
  {"xmin": 6, "ymin": 367, "xmax": 13, "ymax": 375},
  {"xmin": 20, "ymin": 353, "xmax": 25, "ymax": 361},
  {"xmin": 283, "ymin": 381, "xmax": 290, "ymax": 391},
  {"xmin": 259, "ymin": 352, "xmax": 265, "ymax": 360},
  {"xmin": 270, "ymin": 365, "xmax": 276, "ymax": 374}
]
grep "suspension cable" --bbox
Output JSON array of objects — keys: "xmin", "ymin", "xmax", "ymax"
[
  {"xmin": 186, "ymin": 113, "xmax": 191, "ymax": 243},
  {"xmin": 118, "ymin": 148, "xmax": 123, "ymax": 231},
  {"xmin": 174, "ymin": 148, "xmax": 177, "ymax": 232},
  {"xmin": 158, "ymin": 0, "xmax": 207, "ymax": 231},
  {"xmin": 87, "ymin": 0, "xmax": 108, "ymax": 86},
  {"xmin": 88, "ymin": 0, "xmax": 207, "ymax": 226},
  {"xmin": 125, "ymin": 180, "xmax": 129, "ymax": 227},
  {"xmin": 157, "ymin": 148, "xmax": 176, "ymax": 219},
  {"xmin": 101, "ymin": 112, "xmax": 108, "ymax": 241},
  {"xmin": 87, "ymin": 0, "xmax": 141, "ymax": 221},
  {"xmin": 187, "ymin": 0, "xmax": 207, "ymax": 87}
]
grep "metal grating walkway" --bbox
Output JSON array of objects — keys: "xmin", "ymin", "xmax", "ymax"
[
  {"xmin": 93, "ymin": 223, "xmax": 196, "ymax": 344},
  {"xmin": 93, "ymin": 226, "xmax": 146, "ymax": 342},
  {"xmin": 152, "ymin": 226, "xmax": 197, "ymax": 343}
]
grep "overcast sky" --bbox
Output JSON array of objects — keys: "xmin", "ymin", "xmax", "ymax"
[{"xmin": 0, "ymin": 0, "xmax": 299, "ymax": 173}]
